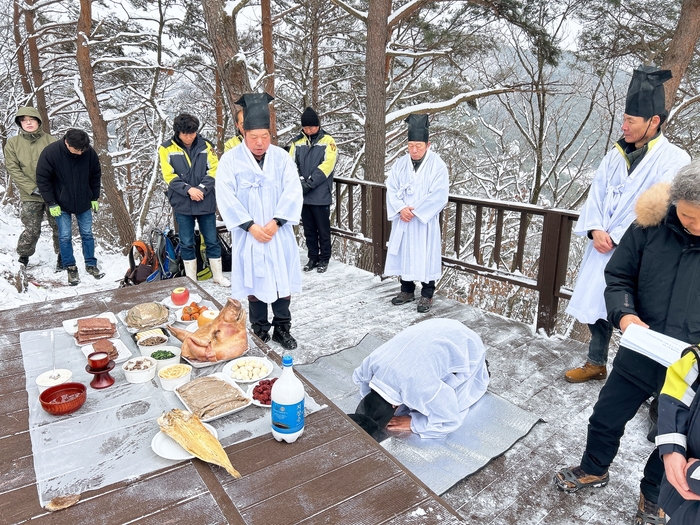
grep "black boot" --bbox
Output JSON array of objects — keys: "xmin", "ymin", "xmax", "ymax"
[
  {"xmin": 272, "ymin": 323, "xmax": 297, "ymax": 350},
  {"xmin": 55, "ymin": 254, "xmax": 63, "ymax": 273},
  {"xmin": 252, "ymin": 325, "xmax": 271, "ymax": 343}
]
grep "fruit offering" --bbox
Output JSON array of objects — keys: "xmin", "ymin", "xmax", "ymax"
[
  {"xmin": 180, "ymin": 303, "xmax": 208, "ymax": 322},
  {"xmin": 197, "ymin": 309, "xmax": 218, "ymax": 327},
  {"xmin": 252, "ymin": 378, "xmax": 278, "ymax": 405},
  {"xmin": 171, "ymin": 287, "xmax": 190, "ymax": 306}
]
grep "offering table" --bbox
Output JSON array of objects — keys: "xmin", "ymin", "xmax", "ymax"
[{"xmin": 0, "ymin": 279, "xmax": 461, "ymax": 524}]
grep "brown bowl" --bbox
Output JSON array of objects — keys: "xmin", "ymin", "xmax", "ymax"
[
  {"xmin": 87, "ymin": 351, "xmax": 110, "ymax": 369},
  {"xmin": 39, "ymin": 382, "xmax": 87, "ymax": 416}
]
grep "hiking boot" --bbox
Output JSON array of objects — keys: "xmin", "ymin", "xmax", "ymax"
[
  {"xmin": 86, "ymin": 266, "xmax": 105, "ymax": 279},
  {"xmin": 303, "ymin": 260, "xmax": 318, "ymax": 272},
  {"xmin": 317, "ymin": 261, "xmax": 329, "ymax": 273},
  {"xmin": 55, "ymin": 254, "xmax": 63, "ymax": 272},
  {"xmin": 18, "ymin": 256, "xmax": 28, "ymax": 266},
  {"xmin": 417, "ymin": 296, "xmax": 432, "ymax": 313},
  {"xmin": 554, "ymin": 465, "xmax": 609, "ymax": 493},
  {"xmin": 272, "ymin": 324, "xmax": 297, "ymax": 350},
  {"xmin": 635, "ymin": 493, "xmax": 665, "ymax": 525},
  {"xmin": 391, "ymin": 291, "xmax": 415, "ymax": 305},
  {"xmin": 66, "ymin": 265, "xmax": 80, "ymax": 286},
  {"xmin": 254, "ymin": 329, "xmax": 271, "ymax": 343},
  {"xmin": 564, "ymin": 362, "xmax": 607, "ymax": 383}
]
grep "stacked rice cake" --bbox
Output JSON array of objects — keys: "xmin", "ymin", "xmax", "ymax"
[{"xmin": 74, "ymin": 318, "xmax": 116, "ymax": 345}]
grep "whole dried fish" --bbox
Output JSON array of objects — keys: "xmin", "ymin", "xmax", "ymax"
[{"xmin": 157, "ymin": 409, "xmax": 241, "ymax": 478}]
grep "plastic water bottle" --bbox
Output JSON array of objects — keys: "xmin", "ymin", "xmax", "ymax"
[{"xmin": 271, "ymin": 355, "xmax": 305, "ymax": 443}]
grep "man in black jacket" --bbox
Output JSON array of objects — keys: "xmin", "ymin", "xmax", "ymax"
[
  {"xmin": 553, "ymin": 171, "xmax": 700, "ymax": 524},
  {"xmin": 36, "ymin": 129, "xmax": 103, "ymax": 286},
  {"xmin": 289, "ymin": 107, "xmax": 338, "ymax": 273}
]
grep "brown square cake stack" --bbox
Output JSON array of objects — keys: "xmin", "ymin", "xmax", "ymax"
[
  {"xmin": 91, "ymin": 338, "xmax": 119, "ymax": 360},
  {"xmin": 75, "ymin": 318, "xmax": 117, "ymax": 345}
]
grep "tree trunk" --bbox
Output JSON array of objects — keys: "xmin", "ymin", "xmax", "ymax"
[
  {"xmin": 215, "ymin": 69, "xmax": 225, "ymax": 155},
  {"xmin": 662, "ymin": 0, "xmax": 700, "ymax": 110},
  {"xmin": 24, "ymin": 0, "xmax": 50, "ymax": 132},
  {"xmin": 201, "ymin": 0, "xmax": 251, "ymax": 115},
  {"xmin": 77, "ymin": 0, "xmax": 135, "ymax": 250},
  {"xmin": 364, "ymin": 0, "xmax": 392, "ymax": 274},
  {"xmin": 13, "ymin": 0, "xmax": 31, "ymax": 96},
  {"xmin": 261, "ymin": 0, "xmax": 277, "ymax": 143}
]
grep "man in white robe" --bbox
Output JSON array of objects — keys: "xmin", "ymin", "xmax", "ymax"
[
  {"xmin": 565, "ymin": 66, "xmax": 690, "ymax": 383},
  {"xmin": 349, "ymin": 318, "xmax": 489, "ymax": 440},
  {"xmin": 385, "ymin": 114, "xmax": 449, "ymax": 313},
  {"xmin": 216, "ymin": 93, "xmax": 303, "ymax": 350}
]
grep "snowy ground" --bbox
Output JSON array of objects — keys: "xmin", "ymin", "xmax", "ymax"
[{"xmin": 0, "ymin": 207, "xmax": 655, "ymax": 523}]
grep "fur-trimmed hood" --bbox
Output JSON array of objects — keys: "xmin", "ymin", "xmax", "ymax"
[{"xmin": 634, "ymin": 182, "xmax": 671, "ymax": 228}]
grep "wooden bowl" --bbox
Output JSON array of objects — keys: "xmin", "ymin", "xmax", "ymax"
[
  {"xmin": 39, "ymin": 382, "xmax": 87, "ymax": 416},
  {"xmin": 87, "ymin": 351, "xmax": 110, "ymax": 369}
]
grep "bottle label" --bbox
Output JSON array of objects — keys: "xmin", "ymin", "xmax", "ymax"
[{"xmin": 271, "ymin": 399, "xmax": 305, "ymax": 434}]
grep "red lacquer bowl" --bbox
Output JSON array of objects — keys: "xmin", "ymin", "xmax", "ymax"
[{"xmin": 39, "ymin": 382, "xmax": 87, "ymax": 416}]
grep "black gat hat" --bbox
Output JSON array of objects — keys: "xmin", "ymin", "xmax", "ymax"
[
  {"xmin": 625, "ymin": 66, "xmax": 672, "ymax": 119},
  {"xmin": 236, "ymin": 92, "xmax": 274, "ymax": 130}
]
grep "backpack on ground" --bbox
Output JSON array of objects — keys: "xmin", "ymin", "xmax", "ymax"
[
  {"xmin": 120, "ymin": 240, "xmax": 160, "ymax": 287},
  {"xmin": 151, "ymin": 228, "xmax": 184, "ymax": 280}
]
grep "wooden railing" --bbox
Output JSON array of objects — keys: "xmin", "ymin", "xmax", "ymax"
[{"xmin": 332, "ymin": 176, "xmax": 580, "ymax": 335}]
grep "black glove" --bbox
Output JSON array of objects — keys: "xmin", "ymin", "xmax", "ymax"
[{"xmin": 301, "ymin": 182, "xmax": 312, "ymax": 195}]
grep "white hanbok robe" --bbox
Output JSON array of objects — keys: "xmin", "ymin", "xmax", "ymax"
[
  {"xmin": 384, "ymin": 149, "xmax": 449, "ymax": 282},
  {"xmin": 216, "ymin": 142, "xmax": 303, "ymax": 304},
  {"xmin": 566, "ymin": 134, "xmax": 690, "ymax": 324},
  {"xmin": 352, "ymin": 318, "xmax": 489, "ymax": 439}
]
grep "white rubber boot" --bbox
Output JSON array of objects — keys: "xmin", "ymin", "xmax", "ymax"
[
  {"xmin": 209, "ymin": 257, "xmax": 231, "ymax": 287},
  {"xmin": 183, "ymin": 259, "xmax": 198, "ymax": 282}
]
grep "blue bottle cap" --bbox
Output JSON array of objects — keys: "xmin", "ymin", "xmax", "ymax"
[{"xmin": 282, "ymin": 354, "xmax": 293, "ymax": 367}]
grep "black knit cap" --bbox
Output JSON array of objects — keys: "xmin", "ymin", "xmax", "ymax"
[
  {"xmin": 625, "ymin": 66, "xmax": 672, "ymax": 119},
  {"xmin": 301, "ymin": 107, "xmax": 320, "ymax": 127},
  {"xmin": 406, "ymin": 114, "xmax": 429, "ymax": 142},
  {"xmin": 347, "ymin": 390, "xmax": 395, "ymax": 441},
  {"xmin": 235, "ymin": 92, "xmax": 274, "ymax": 130}
]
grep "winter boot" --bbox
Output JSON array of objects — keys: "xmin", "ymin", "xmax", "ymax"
[
  {"xmin": 391, "ymin": 291, "xmax": 415, "ymax": 305},
  {"xmin": 317, "ymin": 261, "xmax": 329, "ymax": 273},
  {"xmin": 18, "ymin": 256, "xmax": 29, "ymax": 266},
  {"xmin": 55, "ymin": 254, "xmax": 63, "ymax": 273},
  {"xmin": 417, "ymin": 296, "xmax": 433, "ymax": 313},
  {"xmin": 564, "ymin": 362, "xmax": 607, "ymax": 383},
  {"xmin": 86, "ymin": 266, "xmax": 105, "ymax": 279},
  {"xmin": 634, "ymin": 493, "xmax": 665, "ymax": 525},
  {"xmin": 183, "ymin": 259, "xmax": 197, "ymax": 282},
  {"xmin": 66, "ymin": 265, "xmax": 80, "ymax": 286},
  {"xmin": 272, "ymin": 323, "xmax": 297, "ymax": 350},
  {"xmin": 209, "ymin": 257, "xmax": 230, "ymax": 287},
  {"xmin": 252, "ymin": 325, "xmax": 271, "ymax": 343}
]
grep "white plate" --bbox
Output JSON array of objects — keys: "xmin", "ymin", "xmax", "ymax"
[
  {"xmin": 175, "ymin": 372, "xmax": 252, "ymax": 422},
  {"xmin": 81, "ymin": 339, "xmax": 132, "ymax": 364},
  {"xmin": 117, "ymin": 308, "xmax": 176, "ymax": 334},
  {"xmin": 151, "ymin": 422, "xmax": 217, "ymax": 460},
  {"xmin": 161, "ymin": 293, "xmax": 202, "ymax": 310},
  {"xmin": 247, "ymin": 378, "xmax": 278, "ymax": 408},
  {"xmin": 63, "ymin": 312, "xmax": 119, "ymax": 336},
  {"xmin": 174, "ymin": 306, "xmax": 219, "ymax": 325},
  {"xmin": 222, "ymin": 356, "xmax": 273, "ymax": 383}
]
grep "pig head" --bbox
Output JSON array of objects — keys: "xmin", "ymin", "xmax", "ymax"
[{"xmin": 167, "ymin": 298, "xmax": 248, "ymax": 362}]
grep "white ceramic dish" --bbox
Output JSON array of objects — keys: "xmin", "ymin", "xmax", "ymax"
[
  {"xmin": 36, "ymin": 369, "xmax": 73, "ymax": 393},
  {"xmin": 151, "ymin": 422, "xmax": 217, "ymax": 460},
  {"xmin": 81, "ymin": 339, "xmax": 132, "ymax": 364},
  {"xmin": 63, "ymin": 312, "xmax": 118, "ymax": 336},
  {"xmin": 143, "ymin": 346, "xmax": 181, "ymax": 370},
  {"xmin": 157, "ymin": 364, "xmax": 192, "ymax": 391},
  {"xmin": 161, "ymin": 293, "xmax": 202, "ymax": 310},
  {"xmin": 247, "ymin": 378, "xmax": 278, "ymax": 408},
  {"xmin": 175, "ymin": 372, "xmax": 252, "ymax": 422},
  {"xmin": 136, "ymin": 333, "xmax": 170, "ymax": 351},
  {"xmin": 121, "ymin": 356, "xmax": 157, "ymax": 383},
  {"xmin": 222, "ymin": 356, "xmax": 273, "ymax": 383}
]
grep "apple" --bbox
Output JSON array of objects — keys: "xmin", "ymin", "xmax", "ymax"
[{"xmin": 171, "ymin": 287, "xmax": 190, "ymax": 306}]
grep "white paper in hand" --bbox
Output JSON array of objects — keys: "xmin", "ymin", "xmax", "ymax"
[{"xmin": 620, "ymin": 324, "xmax": 690, "ymax": 367}]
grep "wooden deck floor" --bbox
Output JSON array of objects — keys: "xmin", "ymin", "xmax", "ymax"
[{"xmin": 200, "ymin": 257, "xmax": 652, "ymax": 524}]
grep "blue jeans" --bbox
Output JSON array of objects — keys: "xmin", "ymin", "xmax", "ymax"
[
  {"xmin": 175, "ymin": 212, "xmax": 220, "ymax": 261},
  {"xmin": 56, "ymin": 209, "xmax": 96, "ymax": 267},
  {"xmin": 586, "ymin": 318, "xmax": 613, "ymax": 366}
]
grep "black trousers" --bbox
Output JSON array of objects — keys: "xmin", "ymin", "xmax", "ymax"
[
  {"xmin": 400, "ymin": 279, "xmax": 435, "ymax": 299},
  {"xmin": 301, "ymin": 204, "xmax": 331, "ymax": 263},
  {"xmin": 248, "ymin": 295, "xmax": 291, "ymax": 333},
  {"xmin": 581, "ymin": 368, "xmax": 664, "ymax": 503}
]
